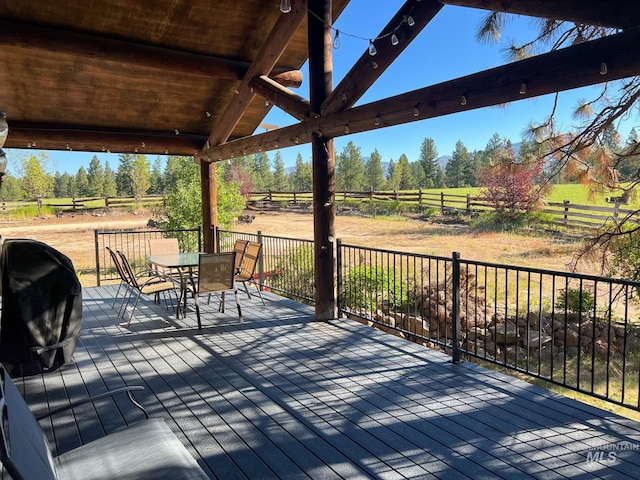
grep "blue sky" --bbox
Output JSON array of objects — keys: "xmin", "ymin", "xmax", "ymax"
[{"xmin": 6, "ymin": 1, "xmax": 634, "ymax": 175}]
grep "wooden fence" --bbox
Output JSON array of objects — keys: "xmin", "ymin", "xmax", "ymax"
[
  {"xmin": 250, "ymin": 190, "xmax": 640, "ymax": 229},
  {"xmin": 0, "ymin": 194, "xmax": 164, "ymax": 214}
]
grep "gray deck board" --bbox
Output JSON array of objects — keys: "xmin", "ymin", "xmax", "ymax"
[{"xmin": 6, "ymin": 285, "xmax": 640, "ymax": 479}]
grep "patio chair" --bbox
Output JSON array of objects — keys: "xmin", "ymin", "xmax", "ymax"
[
  {"xmin": 147, "ymin": 237, "xmax": 180, "ymax": 279},
  {"xmin": 232, "ymin": 239, "xmax": 249, "ymax": 273},
  {"xmin": 106, "ymin": 246, "xmax": 163, "ymax": 317},
  {"xmin": 117, "ymin": 250, "xmax": 179, "ymax": 326},
  {"xmin": 235, "ymin": 241, "xmax": 265, "ymax": 305},
  {"xmin": 187, "ymin": 252, "xmax": 242, "ymax": 330},
  {"xmin": 0, "ymin": 365, "xmax": 209, "ymax": 480}
]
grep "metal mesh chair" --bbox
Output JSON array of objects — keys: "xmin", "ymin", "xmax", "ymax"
[
  {"xmin": 117, "ymin": 250, "xmax": 179, "ymax": 326},
  {"xmin": 235, "ymin": 241, "xmax": 264, "ymax": 305},
  {"xmin": 188, "ymin": 252, "xmax": 242, "ymax": 330}
]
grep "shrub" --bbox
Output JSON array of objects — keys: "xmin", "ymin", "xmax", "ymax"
[
  {"xmin": 555, "ymin": 287, "xmax": 595, "ymax": 314},
  {"xmin": 343, "ymin": 264, "xmax": 409, "ymax": 312}
]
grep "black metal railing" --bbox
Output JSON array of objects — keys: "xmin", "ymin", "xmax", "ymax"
[
  {"xmin": 338, "ymin": 242, "xmax": 640, "ymax": 412},
  {"xmin": 217, "ymin": 228, "xmax": 314, "ymax": 304},
  {"xmin": 94, "ymin": 227, "xmax": 201, "ymax": 285},
  {"xmin": 100, "ymin": 226, "xmax": 640, "ymax": 411}
]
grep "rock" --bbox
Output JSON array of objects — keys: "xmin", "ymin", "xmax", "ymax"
[{"xmin": 494, "ymin": 322, "xmax": 518, "ymax": 344}]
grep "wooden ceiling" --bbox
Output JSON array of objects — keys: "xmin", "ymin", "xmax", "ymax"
[
  {"xmin": 0, "ymin": 0, "xmax": 348, "ymax": 155},
  {"xmin": 1, "ymin": 0, "xmax": 639, "ymax": 159}
]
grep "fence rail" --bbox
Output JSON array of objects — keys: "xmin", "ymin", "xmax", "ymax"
[
  {"xmin": 1, "ymin": 194, "xmax": 164, "ymax": 214},
  {"xmin": 251, "ymin": 190, "xmax": 640, "ymax": 229}
]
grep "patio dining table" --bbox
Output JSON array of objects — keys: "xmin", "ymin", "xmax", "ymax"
[{"xmin": 146, "ymin": 252, "xmax": 201, "ymax": 317}]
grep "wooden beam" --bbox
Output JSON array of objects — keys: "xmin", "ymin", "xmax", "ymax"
[
  {"xmin": 201, "ymin": 26, "xmax": 640, "ymax": 161},
  {"xmin": 201, "ymin": 161, "xmax": 217, "ymax": 253},
  {"xmin": 7, "ymin": 122, "xmax": 205, "ymax": 155},
  {"xmin": 0, "ymin": 19, "xmax": 301, "ymax": 85},
  {"xmin": 322, "ymin": 0, "xmax": 443, "ymax": 115},
  {"xmin": 204, "ymin": 0, "xmax": 309, "ymax": 150},
  {"xmin": 439, "ymin": 0, "xmax": 640, "ymax": 29},
  {"xmin": 250, "ymin": 76, "xmax": 310, "ymax": 121},
  {"xmin": 309, "ymin": 0, "xmax": 336, "ymax": 321}
]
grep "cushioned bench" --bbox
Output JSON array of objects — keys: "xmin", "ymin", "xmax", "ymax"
[{"xmin": 0, "ymin": 366, "xmax": 209, "ymax": 480}]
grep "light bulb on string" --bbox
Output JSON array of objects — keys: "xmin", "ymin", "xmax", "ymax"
[
  {"xmin": 333, "ymin": 30, "xmax": 340, "ymax": 49},
  {"xmin": 391, "ymin": 33, "xmax": 399, "ymax": 46},
  {"xmin": 368, "ymin": 40, "xmax": 377, "ymax": 56},
  {"xmin": 413, "ymin": 106, "xmax": 420, "ymax": 117},
  {"xmin": 600, "ymin": 63, "xmax": 608, "ymax": 75},
  {"xmin": 174, "ymin": 129, "xmax": 180, "ymax": 135},
  {"xmin": 32, "ymin": 141, "xmax": 36, "ymax": 147},
  {"xmin": 280, "ymin": 0, "xmax": 291, "ymax": 14},
  {"xmin": 519, "ymin": 83, "xmax": 527, "ymax": 95},
  {"xmin": 371, "ymin": 61, "xmax": 378, "ymax": 69},
  {"xmin": 374, "ymin": 115, "xmax": 380, "ymax": 126},
  {"xmin": 460, "ymin": 95, "xmax": 467, "ymax": 106},
  {"xmin": 344, "ymin": 124, "xmax": 349, "ymax": 134},
  {"xmin": 407, "ymin": 15, "xmax": 415, "ymax": 27}
]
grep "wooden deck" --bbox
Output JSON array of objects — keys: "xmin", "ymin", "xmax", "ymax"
[{"xmin": 12, "ymin": 286, "xmax": 640, "ymax": 479}]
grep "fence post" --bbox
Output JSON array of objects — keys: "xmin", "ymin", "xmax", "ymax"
[
  {"xmin": 451, "ymin": 251, "xmax": 461, "ymax": 364},
  {"xmin": 257, "ymin": 230, "xmax": 265, "ymax": 290},
  {"xmin": 466, "ymin": 194, "xmax": 471, "ymax": 214},
  {"xmin": 440, "ymin": 191, "xmax": 445, "ymax": 213},
  {"xmin": 418, "ymin": 188, "xmax": 423, "ymax": 205},
  {"xmin": 563, "ymin": 200, "xmax": 570, "ymax": 226},
  {"xmin": 94, "ymin": 229, "xmax": 102, "ymax": 286}
]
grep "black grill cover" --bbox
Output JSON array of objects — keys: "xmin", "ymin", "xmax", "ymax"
[{"xmin": 0, "ymin": 239, "xmax": 82, "ymax": 376}]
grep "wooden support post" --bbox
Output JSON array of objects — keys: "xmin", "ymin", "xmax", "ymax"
[
  {"xmin": 200, "ymin": 159, "xmax": 218, "ymax": 253},
  {"xmin": 309, "ymin": 0, "xmax": 336, "ymax": 320}
]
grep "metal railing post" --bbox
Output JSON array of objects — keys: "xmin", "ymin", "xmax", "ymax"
[
  {"xmin": 336, "ymin": 238, "xmax": 343, "ymax": 318},
  {"xmin": 94, "ymin": 229, "xmax": 101, "ymax": 286},
  {"xmin": 452, "ymin": 251, "xmax": 461, "ymax": 363},
  {"xmin": 257, "ymin": 230, "xmax": 265, "ymax": 290}
]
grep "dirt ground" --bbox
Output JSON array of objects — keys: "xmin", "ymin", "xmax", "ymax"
[{"xmin": 0, "ymin": 208, "xmax": 589, "ymax": 286}]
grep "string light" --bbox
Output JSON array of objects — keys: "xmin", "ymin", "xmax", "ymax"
[
  {"xmin": 333, "ymin": 30, "xmax": 340, "ymax": 49},
  {"xmin": 374, "ymin": 115, "xmax": 380, "ymax": 126},
  {"xmin": 102, "ymin": 145, "xmax": 106, "ymax": 152},
  {"xmin": 413, "ymin": 105, "xmax": 420, "ymax": 117},
  {"xmin": 344, "ymin": 124, "xmax": 349, "ymax": 134},
  {"xmin": 134, "ymin": 147, "xmax": 138, "ymax": 153},
  {"xmin": 391, "ymin": 33, "xmax": 399, "ymax": 46},
  {"xmin": 205, "ymin": 111, "xmax": 211, "ymax": 117},
  {"xmin": 406, "ymin": 15, "xmax": 415, "ymax": 27},
  {"xmin": 280, "ymin": 0, "xmax": 291, "ymax": 14},
  {"xmin": 174, "ymin": 129, "xmax": 180, "ymax": 135},
  {"xmin": 600, "ymin": 62, "xmax": 608, "ymax": 75},
  {"xmin": 265, "ymin": 100, "xmax": 270, "ymax": 107},
  {"xmin": 27, "ymin": 142, "xmax": 31, "ymax": 148},
  {"xmin": 141, "ymin": 142, "xmax": 145, "ymax": 148},
  {"xmin": 371, "ymin": 61, "xmax": 378, "ymax": 69},
  {"xmin": 294, "ymin": 135, "xmax": 299, "ymax": 144},
  {"xmin": 460, "ymin": 95, "xmax": 467, "ymax": 106},
  {"xmin": 32, "ymin": 141, "xmax": 36, "ymax": 147},
  {"xmin": 164, "ymin": 149, "xmax": 168, "ymax": 155},
  {"xmin": 368, "ymin": 40, "xmax": 377, "ymax": 56},
  {"xmin": 519, "ymin": 83, "xmax": 527, "ymax": 95}
]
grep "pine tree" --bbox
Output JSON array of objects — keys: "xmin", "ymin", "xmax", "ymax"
[
  {"xmin": 116, "ymin": 153, "xmax": 134, "ymax": 196},
  {"xmin": 103, "ymin": 161, "xmax": 117, "ymax": 197},
  {"xmin": 396, "ymin": 154, "xmax": 413, "ymax": 190},
  {"xmin": 336, "ymin": 141, "xmax": 365, "ymax": 191},
  {"xmin": 445, "ymin": 140, "xmax": 471, "ymax": 187},
  {"xmin": 74, "ymin": 166, "xmax": 90, "ymax": 197},
  {"xmin": 418, "ymin": 137, "xmax": 439, "ymax": 188},
  {"xmin": 364, "ymin": 148, "xmax": 385, "ymax": 191},
  {"xmin": 272, "ymin": 152, "xmax": 289, "ymax": 191},
  {"xmin": 291, "ymin": 153, "xmax": 312, "ymax": 191},
  {"xmin": 87, "ymin": 155, "xmax": 105, "ymax": 196}
]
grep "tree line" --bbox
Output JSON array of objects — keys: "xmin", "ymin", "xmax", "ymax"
[{"xmin": 1, "ymin": 126, "xmax": 638, "ymax": 202}]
